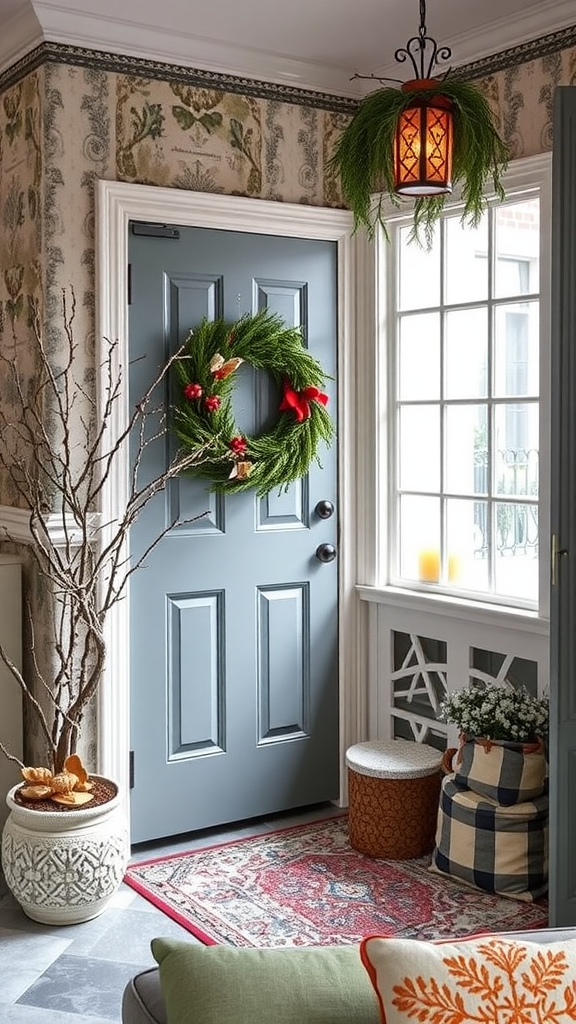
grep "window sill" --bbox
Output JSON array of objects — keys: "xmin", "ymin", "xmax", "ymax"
[{"xmin": 356, "ymin": 584, "xmax": 549, "ymax": 635}]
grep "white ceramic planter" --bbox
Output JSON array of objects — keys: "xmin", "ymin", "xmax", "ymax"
[{"xmin": 1, "ymin": 777, "xmax": 128, "ymax": 925}]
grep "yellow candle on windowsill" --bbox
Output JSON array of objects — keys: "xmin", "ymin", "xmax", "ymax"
[
  {"xmin": 418, "ymin": 549, "xmax": 440, "ymax": 583},
  {"xmin": 448, "ymin": 553, "xmax": 461, "ymax": 581}
]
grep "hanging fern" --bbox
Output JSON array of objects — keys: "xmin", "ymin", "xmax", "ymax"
[{"xmin": 328, "ymin": 77, "xmax": 509, "ymax": 247}]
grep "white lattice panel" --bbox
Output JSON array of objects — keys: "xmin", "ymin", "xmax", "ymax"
[{"xmin": 360, "ymin": 587, "xmax": 549, "ymax": 750}]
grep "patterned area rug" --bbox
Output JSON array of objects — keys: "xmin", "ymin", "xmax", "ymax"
[{"xmin": 124, "ymin": 816, "xmax": 548, "ymax": 947}]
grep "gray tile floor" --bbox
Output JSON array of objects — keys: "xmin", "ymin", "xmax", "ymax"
[{"xmin": 0, "ymin": 803, "xmax": 340, "ymax": 1024}]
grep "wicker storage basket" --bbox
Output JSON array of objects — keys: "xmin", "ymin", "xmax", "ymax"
[{"xmin": 346, "ymin": 739, "xmax": 443, "ymax": 859}]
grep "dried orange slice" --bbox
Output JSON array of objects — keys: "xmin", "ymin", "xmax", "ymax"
[
  {"xmin": 51, "ymin": 772, "xmax": 79, "ymax": 794},
  {"xmin": 19, "ymin": 784, "xmax": 53, "ymax": 800},
  {"xmin": 63, "ymin": 754, "xmax": 89, "ymax": 787},
  {"xmin": 52, "ymin": 791, "xmax": 94, "ymax": 806},
  {"xmin": 21, "ymin": 767, "xmax": 53, "ymax": 784}
]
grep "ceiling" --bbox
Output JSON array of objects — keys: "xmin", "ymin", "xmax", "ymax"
[{"xmin": 1, "ymin": 0, "xmax": 575, "ymax": 98}]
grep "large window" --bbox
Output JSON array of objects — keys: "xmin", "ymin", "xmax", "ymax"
[{"xmin": 388, "ymin": 185, "xmax": 546, "ymax": 610}]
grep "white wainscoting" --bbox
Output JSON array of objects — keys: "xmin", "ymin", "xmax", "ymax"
[
  {"xmin": 0, "ymin": 554, "xmax": 23, "ymax": 828},
  {"xmin": 358, "ymin": 585, "xmax": 549, "ymax": 751}
]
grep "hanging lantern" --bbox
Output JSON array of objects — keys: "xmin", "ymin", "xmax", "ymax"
[
  {"xmin": 328, "ymin": 0, "xmax": 509, "ymax": 243},
  {"xmin": 394, "ymin": 81, "xmax": 453, "ymax": 195}
]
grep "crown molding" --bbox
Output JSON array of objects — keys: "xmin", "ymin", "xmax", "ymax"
[
  {"xmin": 0, "ymin": 42, "xmax": 358, "ymax": 112},
  {"xmin": 3, "ymin": 0, "xmax": 364, "ymax": 97},
  {"xmin": 2, "ymin": 0, "xmax": 576, "ymax": 99},
  {"xmin": 0, "ymin": 3, "xmax": 42, "ymax": 75},
  {"xmin": 369, "ymin": 0, "xmax": 576, "ymax": 89},
  {"xmin": 454, "ymin": 0, "xmax": 576, "ymax": 67}
]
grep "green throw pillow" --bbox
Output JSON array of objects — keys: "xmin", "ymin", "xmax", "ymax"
[{"xmin": 152, "ymin": 938, "xmax": 381, "ymax": 1024}]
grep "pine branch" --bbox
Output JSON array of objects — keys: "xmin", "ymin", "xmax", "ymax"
[{"xmin": 172, "ymin": 310, "xmax": 335, "ymax": 497}]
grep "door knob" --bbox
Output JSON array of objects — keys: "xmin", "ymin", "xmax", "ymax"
[
  {"xmin": 315, "ymin": 543, "xmax": 337, "ymax": 563},
  {"xmin": 315, "ymin": 500, "xmax": 335, "ymax": 520}
]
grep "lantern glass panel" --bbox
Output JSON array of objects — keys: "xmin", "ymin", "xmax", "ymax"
[{"xmin": 394, "ymin": 99, "xmax": 453, "ymax": 196}]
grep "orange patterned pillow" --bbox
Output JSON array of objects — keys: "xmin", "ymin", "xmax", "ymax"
[{"xmin": 360, "ymin": 934, "xmax": 576, "ymax": 1024}]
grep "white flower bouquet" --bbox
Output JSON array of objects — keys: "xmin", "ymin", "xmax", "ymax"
[{"xmin": 440, "ymin": 683, "xmax": 549, "ymax": 743}]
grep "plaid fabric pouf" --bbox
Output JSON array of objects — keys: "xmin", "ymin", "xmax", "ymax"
[{"xmin": 431, "ymin": 775, "xmax": 548, "ymax": 901}]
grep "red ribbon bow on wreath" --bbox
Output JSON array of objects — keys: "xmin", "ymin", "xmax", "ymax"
[{"xmin": 279, "ymin": 379, "xmax": 329, "ymax": 423}]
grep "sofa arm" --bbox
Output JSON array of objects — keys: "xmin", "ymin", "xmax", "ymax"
[{"xmin": 122, "ymin": 967, "xmax": 166, "ymax": 1024}]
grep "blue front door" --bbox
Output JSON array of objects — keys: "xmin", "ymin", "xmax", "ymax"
[{"xmin": 128, "ymin": 224, "xmax": 339, "ymax": 842}]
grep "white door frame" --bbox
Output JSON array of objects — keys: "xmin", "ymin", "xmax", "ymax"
[{"xmin": 95, "ymin": 180, "xmax": 371, "ymax": 831}]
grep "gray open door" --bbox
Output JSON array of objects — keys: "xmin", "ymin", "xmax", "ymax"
[
  {"xmin": 549, "ymin": 86, "xmax": 576, "ymax": 926},
  {"xmin": 128, "ymin": 225, "xmax": 340, "ymax": 844}
]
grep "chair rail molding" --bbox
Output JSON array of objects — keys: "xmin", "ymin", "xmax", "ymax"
[
  {"xmin": 0, "ymin": 504, "xmax": 101, "ymax": 547},
  {"xmin": 0, "ymin": 505, "xmax": 31, "ymax": 545}
]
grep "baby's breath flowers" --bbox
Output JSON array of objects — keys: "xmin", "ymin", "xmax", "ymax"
[{"xmin": 440, "ymin": 683, "xmax": 549, "ymax": 743}]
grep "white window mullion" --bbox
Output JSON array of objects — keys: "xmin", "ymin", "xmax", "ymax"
[
  {"xmin": 439, "ymin": 218, "xmax": 447, "ymax": 583},
  {"xmin": 381, "ymin": 155, "xmax": 551, "ymax": 614}
]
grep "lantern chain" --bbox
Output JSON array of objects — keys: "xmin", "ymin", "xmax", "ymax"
[
  {"xmin": 394, "ymin": 0, "xmax": 452, "ymax": 81},
  {"xmin": 351, "ymin": 0, "xmax": 451, "ymax": 86}
]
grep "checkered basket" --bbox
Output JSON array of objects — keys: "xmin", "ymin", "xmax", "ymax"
[
  {"xmin": 454, "ymin": 736, "xmax": 547, "ymax": 806},
  {"xmin": 431, "ymin": 774, "xmax": 548, "ymax": 901}
]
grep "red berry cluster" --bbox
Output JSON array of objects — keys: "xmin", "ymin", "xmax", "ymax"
[
  {"xmin": 183, "ymin": 384, "xmax": 221, "ymax": 414},
  {"xmin": 229, "ymin": 436, "xmax": 247, "ymax": 455}
]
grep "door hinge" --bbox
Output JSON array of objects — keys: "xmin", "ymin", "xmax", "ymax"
[
  {"xmin": 131, "ymin": 222, "xmax": 180, "ymax": 239},
  {"xmin": 127, "ymin": 262, "xmax": 132, "ymax": 306},
  {"xmin": 129, "ymin": 749, "xmax": 135, "ymax": 789}
]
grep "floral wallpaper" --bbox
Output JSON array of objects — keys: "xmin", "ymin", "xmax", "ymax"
[
  {"xmin": 0, "ymin": 60, "xmax": 351, "ymax": 443},
  {"xmin": 114, "ymin": 76, "xmax": 346, "ymax": 208},
  {"xmin": 0, "ymin": 36, "xmax": 573, "ymax": 383},
  {"xmin": 0, "ymin": 33, "xmax": 575, "ymax": 765},
  {"xmin": 0, "ymin": 70, "xmax": 42, "ymax": 477}
]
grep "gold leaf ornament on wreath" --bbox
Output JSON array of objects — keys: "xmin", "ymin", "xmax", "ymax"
[{"xmin": 172, "ymin": 309, "xmax": 334, "ymax": 496}]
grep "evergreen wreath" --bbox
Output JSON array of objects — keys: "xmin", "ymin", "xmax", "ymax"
[{"xmin": 172, "ymin": 309, "xmax": 334, "ymax": 496}]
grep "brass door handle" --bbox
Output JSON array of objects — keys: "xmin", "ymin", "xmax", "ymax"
[{"xmin": 551, "ymin": 533, "xmax": 568, "ymax": 586}]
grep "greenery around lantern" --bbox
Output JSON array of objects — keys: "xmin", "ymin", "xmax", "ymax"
[{"xmin": 329, "ymin": 77, "xmax": 509, "ymax": 247}]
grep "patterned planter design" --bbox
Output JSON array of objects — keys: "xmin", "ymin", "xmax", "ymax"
[{"xmin": 1, "ymin": 777, "xmax": 128, "ymax": 925}]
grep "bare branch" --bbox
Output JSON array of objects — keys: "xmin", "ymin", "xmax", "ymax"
[
  {"xmin": 0, "ymin": 634, "xmax": 53, "ymax": 755},
  {"xmin": 0, "ymin": 742, "xmax": 24, "ymax": 769},
  {"xmin": 0, "ymin": 287, "xmax": 212, "ymax": 772}
]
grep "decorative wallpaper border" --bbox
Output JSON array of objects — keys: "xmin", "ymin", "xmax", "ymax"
[
  {"xmin": 0, "ymin": 42, "xmax": 358, "ymax": 113},
  {"xmin": 1, "ymin": 22, "xmax": 576, "ymax": 107},
  {"xmin": 457, "ymin": 22, "xmax": 576, "ymax": 80}
]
